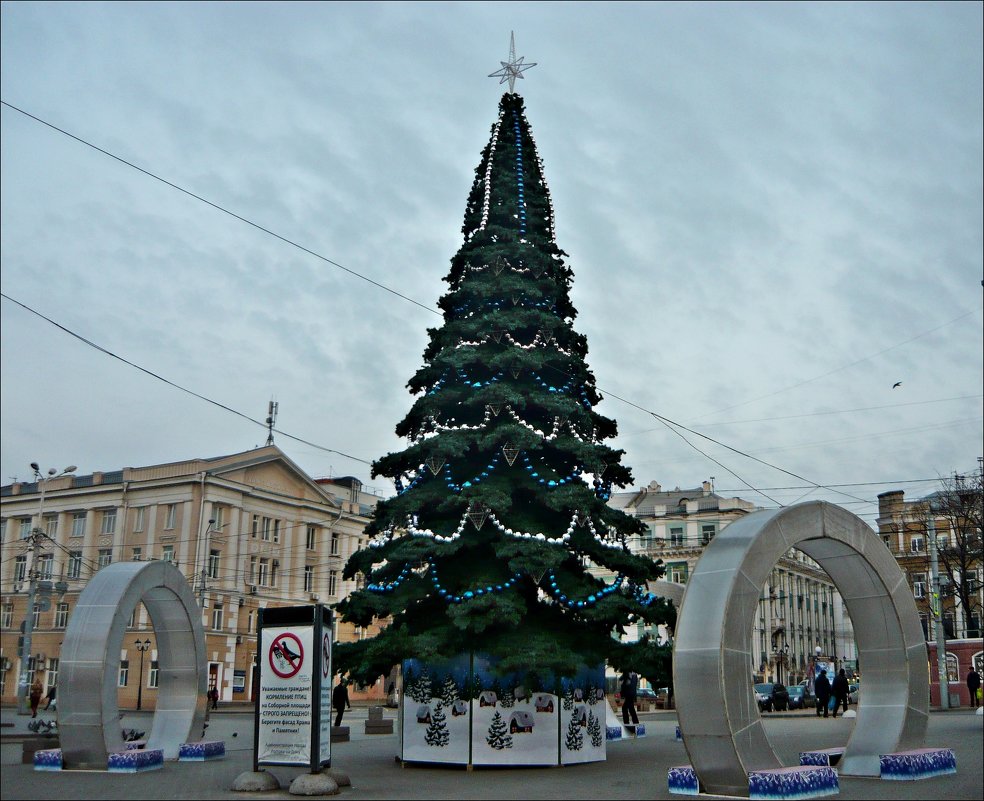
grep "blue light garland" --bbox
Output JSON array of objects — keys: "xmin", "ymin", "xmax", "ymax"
[{"xmin": 543, "ymin": 570, "xmax": 625, "ymax": 609}]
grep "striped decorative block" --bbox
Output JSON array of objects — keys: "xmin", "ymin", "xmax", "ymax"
[
  {"xmin": 879, "ymin": 748, "xmax": 956, "ymax": 780},
  {"xmin": 33, "ymin": 748, "xmax": 63, "ymax": 772},
  {"xmin": 799, "ymin": 747, "xmax": 845, "ymax": 767},
  {"xmin": 178, "ymin": 740, "xmax": 226, "ymax": 761},
  {"xmin": 107, "ymin": 748, "xmax": 164, "ymax": 772},
  {"xmin": 125, "ymin": 740, "xmax": 146, "ymax": 750},
  {"xmin": 748, "ymin": 765, "xmax": 839, "ymax": 799},
  {"xmin": 605, "ymin": 725, "xmax": 623, "ymax": 741},
  {"xmin": 668, "ymin": 765, "xmax": 699, "ymax": 796},
  {"xmin": 675, "ymin": 725, "xmax": 682, "ymax": 741}
]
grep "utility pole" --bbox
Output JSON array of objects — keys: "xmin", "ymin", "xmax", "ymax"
[
  {"xmin": 928, "ymin": 514, "xmax": 950, "ymax": 709},
  {"xmin": 16, "ymin": 463, "xmax": 75, "ymax": 714}
]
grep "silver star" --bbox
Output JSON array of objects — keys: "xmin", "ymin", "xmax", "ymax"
[{"xmin": 488, "ymin": 31, "xmax": 537, "ymax": 93}]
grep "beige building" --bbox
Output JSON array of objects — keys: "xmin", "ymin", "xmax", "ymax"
[
  {"xmin": 0, "ymin": 445, "xmax": 387, "ymax": 709},
  {"xmin": 607, "ymin": 480, "xmax": 856, "ymax": 685}
]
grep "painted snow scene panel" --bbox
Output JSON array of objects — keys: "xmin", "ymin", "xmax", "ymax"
[
  {"xmin": 559, "ymin": 665, "xmax": 606, "ymax": 765},
  {"xmin": 471, "ymin": 655, "xmax": 560, "ymax": 766},
  {"xmin": 400, "ymin": 657, "xmax": 471, "ymax": 765}
]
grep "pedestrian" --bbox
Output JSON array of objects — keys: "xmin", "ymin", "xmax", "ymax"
[
  {"xmin": 332, "ymin": 678, "xmax": 351, "ymax": 727},
  {"xmin": 30, "ymin": 677, "xmax": 44, "ymax": 718},
  {"xmin": 619, "ymin": 670, "xmax": 639, "ymax": 726},
  {"xmin": 967, "ymin": 667, "xmax": 981, "ymax": 709},
  {"xmin": 831, "ymin": 668, "xmax": 849, "ymax": 718},
  {"xmin": 814, "ymin": 669, "xmax": 831, "ymax": 718},
  {"xmin": 209, "ymin": 686, "xmax": 219, "ymax": 710},
  {"xmin": 44, "ymin": 684, "xmax": 57, "ymax": 713}
]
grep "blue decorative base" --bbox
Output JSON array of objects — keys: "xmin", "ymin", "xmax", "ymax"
[
  {"xmin": 178, "ymin": 740, "xmax": 226, "ymax": 761},
  {"xmin": 748, "ymin": 765, "xmax": 839, "ymax": 799},
  {"xmin": 125, "ymin": 740, "xmax": 146, "ymax": 750},
  {"xmin": 624, "ymin": 723, "xmax": 646, "ymax": 738},
  {"xmin": 800, "ymin": 748, "xmax": 845, "ymax": 767},
  {"xmin": 675, "ymin": 725, "xmax": 682, "ymax": 741},
  {"xmin": 107, "ymin": 748, "xmax": 164, "ymax": 772},
  {"xmin": 606, "ymin": 726, "xmax": 623, "ymax": 741},
  {"xmin": 33, "ymin": 748, "xmax": 63, "ymax": 771},
  {"xmin": 879, "ymin": 748, "xmax": 956, "ymax": 780},
  {"xmin": 668, "ymin": 765, "xmax": 699, "ymax": 795}
]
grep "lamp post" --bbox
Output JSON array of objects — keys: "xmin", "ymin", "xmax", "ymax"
[
  {"xmin": 16, "ymin": 463, "xmax": 76, "ymax": 715},
  {"xmin": 135, "ymin": 639, "xmax": 151, "ymax": 711}
]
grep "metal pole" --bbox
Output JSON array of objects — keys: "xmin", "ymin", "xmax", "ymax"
[
  {"xmin": 928, "ymin": 516, "xmax": 950, "ymax": 709},
  {"xmin": 16, "ymin": 473, "xmax": 47, "ymax": 715}
]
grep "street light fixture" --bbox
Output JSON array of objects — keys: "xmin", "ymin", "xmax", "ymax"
[
  {"xmin": 16, "ymin": 462, "xmax": 75, "ymax": 715},
  {"xmin": 135, "ymin": 639, "xmax": 152, "ymax": 711}
]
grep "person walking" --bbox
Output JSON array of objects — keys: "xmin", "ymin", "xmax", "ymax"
[
  {"xmin": 831, "ymin": 669, "xmax": 850, "ymax": 718},
  {"xmin": 967, "ymin": 667, "xmax": 981, "ymax": 709},
  {"xmin": 814, "ymin": 669, "xmax": 831, "ymax": 718},
  {"xmin": 619, "ymin": 670, "xmax": 639, "ymax": 726},
  {"xmin": 332, "ymin": 678, "xmax": 351, "ymax": 727},
  {"xmin": 208, "ymin": 686, "xmax": 219, "ymax": 710},
  {"xmin": 44, "ymin": 684, "xmax": 57, "ymax": 713},
  {"xmin": 29, "ymin": 677, "xmax": 44, "ymax": 718}
]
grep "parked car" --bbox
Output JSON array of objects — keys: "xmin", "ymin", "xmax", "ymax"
[
  {"xmin": 636, "ymin": 687, "xmax": 657, "ymax": 707},
  {"xmin": 754, "ymin": 683, "xmax": 789, "ymax": 712},
  {"xmin": 656, "ymin": 687, "xmax": 674, "ymax": 709},
  {"xmin": 787, "ymin": 684, "xmax": 815, "ymax": 710},
  {"xmin": 848, "ymin": 683, "xmax": 860, "ymax": 704}
]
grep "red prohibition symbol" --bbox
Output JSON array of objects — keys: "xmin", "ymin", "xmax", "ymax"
[{"xmin": 269, "ymin": 632, "xmax": 304, "ymax": 679}]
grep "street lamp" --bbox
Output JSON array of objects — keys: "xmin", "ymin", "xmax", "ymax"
[
  {"xmin": 16, "ymin": 463, "xmax": 76, "ymax": 715},
  {"xmin": 135, "ymin": 639, "xmax": 151, "ymax": 711}
]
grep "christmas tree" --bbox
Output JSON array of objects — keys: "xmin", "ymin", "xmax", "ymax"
[
  {"xmin": 486, "ymin": 711, "xmax": 513, "ymax": 750},
  {"xmin": 425, "ymin": 702, "xmax": 450, "ymax": 747},
  {"xmin": 564, "ymin": 712, "xmax": 584, "ymax": 752},
  {"xmin": 587, "ymin": 709, "xmax": 603, "ymax": 748},
  {"xmin": 336, "ymin": 46, "xmax": 674, "ymax": 686}
]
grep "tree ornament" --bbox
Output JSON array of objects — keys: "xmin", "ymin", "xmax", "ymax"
[
  {"xmin": 502, "ymin": 445, "xmax": 520, "ymax": 466},
  {"xmin": 425, "ymin": 456, "xmax": 446, "ymax": 476},
  {"xmin": 492, "ymin": 256, "xmax": 507, "ymax": 275},
  {"xmin": 491, "ymin": 330, "xmax": 504, "ymax": 343},
  {"xmin": 487, "ymin": 404, "xmax": 502, "ymax": 417},
  {"xmin": 510, "ymin": 367, "xmax": 523, "ymax": 379},
  {"xmin": 467, "ymin": 502, "xmax": 490, "ymax": 530}
]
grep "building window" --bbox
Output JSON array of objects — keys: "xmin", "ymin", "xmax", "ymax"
[
  {"xmin": 47, "ymin": 658, "xmax": 59, "ymax": 688},
  {"xmin": 910, "ymin": 536, "xmax": 924, "ymax": 553},
  {"xmin": 669, "ymin": 527, "xmax": 684, "ymax": 546},
  {"xmin": 668, "ymin": 562, "xmax": 689, "ymax": 584},
  {"xmin": 912, "ymin": 573, "xmax": 926, "ymax": 599},
  {"xmin": 44, "ymin": 516, "xmax": 57, "ymax": 537},
  {"xmin": 261, "ymin": 517, "xmax": 271, "ymax": 542},
  {"xmin": 271, "ymin": 560, "xmax": 279, "ymax": 588},
  {"xmin": 211, "ymin": 604, "xmax": 224, "ymax": 631},
  {"xmin": 119, "ymin": 660, "xmax": 129, "ymax": 687},
  {"xmin": 304, "ymin": 565, "xmax": 314, "ymax": 592},
  {"xmin": 71, "ymin": 513, "xmax": 86, "ymax": 537},
  {"xmin": 33, "ymin": 604, "xmax": 41, "ymax": 628},
  {"xmin": 67, "ymin": 551, "xmax": 82, "ymax": 579},
  {"xmin": 128, "ymin": 608, "xmax": 137, "ymax": 628},
  {"xmin": 19, "ymin": 518, "xmax": 32, "ymax": 539},
  {"xmin": 208, "ymin": 550, "xmax": 220, "ymax": 579},
  {"xmin": 101, "ymin": 509, "xmax": 117, "ymax": 535},
  {"xmin": 1, "ymin": 604, "xmax": 12, "ymax": 628},
  {"xmin": 273, "ymin": 519, "xmax": 280, "ymax": 544},
  {"xmin": 249, "ymin": 556, "xmax": 256, "ymax": 583},
  {"xmin": 257, "ymin": 559, "xmax": 269, "ymax": 586},
  {"xmin": 328, "ymin": 571, "xmax": 338, "ymax": 597},
  {"xmin": 14, "ymin": 555, "xmax": 27, "ymax": 583},
  {"xmin": 330, "ymin": 532, "xmax": 339, "ymax": 555},
  {"xmin": 134, "ymin": 507, "xmax": 145, "ymax": 532},
  {"xmin": 247, "ymin": 611, "xmax": 254, "ymax": 634},
  {"xmin": 97, "ymin": 549, "xmax": 113, "ymax": 569},
  {"xmin": 55, "ymin": 602, "xmax": 69, "ymax": 628},
  {"xmin": 306, "ymin": 525, "xmax": 317, "ymax": 550},
  {"xmin": 251, "ymin": 515, "xmax": 260, "ymax": 539},
  {"xmin": 149, "ymin": 660, "xmax": 159, "ymax": 688},
  {"xmin": 132, "ymin": 547, "xmax": 142, "ymax": 561},
  {"xmin": 162, "ymin": 544, "xmax": 174, "ymax": 564},
  {"xmin": 701, "ymin": 524, "xmax": 717, "ymax": 545},
  {"xmin": 212, "ymin": 506, "xmax": 225, "ymax": 531},
  {"xmin": 37, "ymin": 554, "xmax": 53, "ymax": 580},
  {"xmin": 164, "ymin": 504, "xmax": 177, "ymax": 530}
]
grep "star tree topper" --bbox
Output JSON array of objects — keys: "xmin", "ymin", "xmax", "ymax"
[{"xmin": 488, "ymin": 31, "xmax": 537, "ymax": 93}]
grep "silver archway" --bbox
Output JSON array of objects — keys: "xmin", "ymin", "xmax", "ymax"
[
  {"xmin": 674, "ymin": 501, "xmax": 927, "ymax": 797},
  {"xmin": 58, "ymin": 561, "xmax": 207, "ymax": 767}
]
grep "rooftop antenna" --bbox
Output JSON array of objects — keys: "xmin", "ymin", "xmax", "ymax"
[{"xmin": 265, "ymin": 399, "xmax": 278, "ymax": 446}]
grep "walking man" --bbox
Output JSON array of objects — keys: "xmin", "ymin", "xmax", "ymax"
[
  {"xmin": 619, "ymin": 670, "xmax": 639, "ymax": 726},
  {"xmin": 332, "ymin": 678, "xmax": 351, "ymax": 727},
  {"xmin": 967, "ymin": 667, "xmax": 981, "ymax": 709},
  {"xmin": 831, "ymin": 669, "xmax": 850, "ymax": 718},
  {"xmin": 814, "ymin": 669, "xmax": 831, "ymax": 718}
]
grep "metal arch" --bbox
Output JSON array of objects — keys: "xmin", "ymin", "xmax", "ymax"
[
  {"xmin": 673, "ymin": 501, "xmax": 928, "ymax": 797},
  {"xmin": 58, "ymin": 561, "xmax": 207, "ymax": 767}
]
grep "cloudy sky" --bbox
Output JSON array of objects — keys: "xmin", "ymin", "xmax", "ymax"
[{"xmin": 2, "ymin": 1, "xmax": 981, "ymax": 527}]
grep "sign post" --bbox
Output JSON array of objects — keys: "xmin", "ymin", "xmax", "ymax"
[{"xmin": 254, "ymin": 604, "xmax": 333, "ymax": 773}]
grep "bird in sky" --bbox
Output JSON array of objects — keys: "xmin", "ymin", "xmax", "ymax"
[{"xmin": 892, "ymin": 382, "xmax": 902, "ymax": 389}]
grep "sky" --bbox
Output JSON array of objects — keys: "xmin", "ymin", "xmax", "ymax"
[{"xmin": 1, "ymin": 1, "xmax": 981, "ymax": 528}]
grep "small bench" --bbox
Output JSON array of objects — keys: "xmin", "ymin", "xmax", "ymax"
[
  {"xmin": 108, "ymin": 748, "xmax": 164, "ymax": 772},
  {"xmin": 331, "ymin": 725, "xmax": 350, "ymax": 743},
  {"xmin": 365, "ymin": 707, "xmax": 394, "ymax": 735},
  {"xmin": 880, "ymin": 747, "xmax": 956, "ymax": 780},
  {"xmin": 33, "ymin": 748, "xmax": 63, "ymax": 771},
  {"xmin": 748, "ymin": 765, "xmax": 839, "ymax": 799},
  {"xmin": 800, "ymin": 747, "xmax": 845, "ymax": 767},
  {"xmin": 178, "ymin": 740, "xmax": 226, "ymax": 761},
  {"xmin": 667, "ymin": 765, "xmax": 699, "ymax": 796}
]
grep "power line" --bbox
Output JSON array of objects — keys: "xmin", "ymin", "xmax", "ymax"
[{"xmin": 0, "ymin": 292, "xmax": 372, "ymax": 467}]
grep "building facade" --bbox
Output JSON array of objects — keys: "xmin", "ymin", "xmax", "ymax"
[
  {"xmin": 607, "ymin": 481, "xmax": 856, "ymax": 686},
  {"xmin": 0, "ymin": 445, "xmax": 387, "ymax": 709}
]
